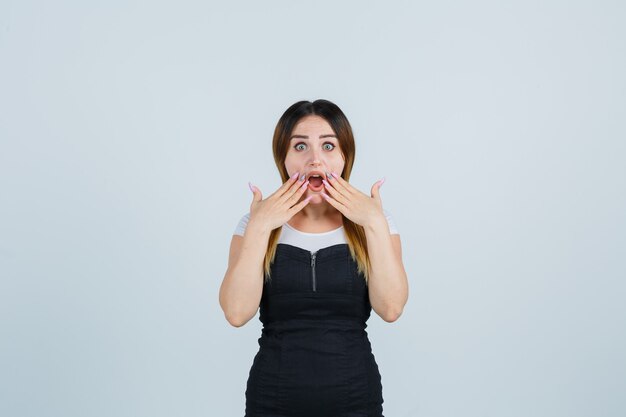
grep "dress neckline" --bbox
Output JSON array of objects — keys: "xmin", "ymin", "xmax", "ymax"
[{"xmin": 276, "ymin": 243, "xmax": 349, "ymax": 262}]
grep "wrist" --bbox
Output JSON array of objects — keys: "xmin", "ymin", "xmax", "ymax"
[
  {"xmin": 364, "ymin": 213, "xmax": 388, "ymax": 233},
  {"xmin": 246, "ymin": 218, "xmax": 272, "ymax": 237}
]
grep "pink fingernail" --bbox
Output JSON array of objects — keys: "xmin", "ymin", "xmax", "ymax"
[
  {"xmin": 378, "ymin": 177, "xmax": 386, "ymax": 187},
  {"xmin": 248, "ymin": 182, "xmax": 255, "ymax": 193}
]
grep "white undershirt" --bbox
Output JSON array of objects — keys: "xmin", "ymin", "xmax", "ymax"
[{"xmin": 233, "ymin": 209, "xmax": 399, "ymax": 253}]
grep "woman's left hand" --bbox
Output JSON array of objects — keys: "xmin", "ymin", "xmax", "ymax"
[{"xmin": 320, "ymin": 171, "xmax": 386, "ymax": 228}]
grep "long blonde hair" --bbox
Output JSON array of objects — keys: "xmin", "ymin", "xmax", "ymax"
[{"xmin": 263, "ymin": 99, "xmax": 372, "ymax": 284}]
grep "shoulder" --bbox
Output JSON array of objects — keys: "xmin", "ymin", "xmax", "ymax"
[
  {"xmin": 232, "ymin": 212, "xmax": 251, "ymax": 236},
  {"xmin": 382, "ymin": 208, "xmax": 399, "ymax": 235}
]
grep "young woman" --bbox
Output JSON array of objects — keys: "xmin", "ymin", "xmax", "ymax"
[{"xmin": 219, "ymin": 99, "xmax": 409, "ymax": 417}]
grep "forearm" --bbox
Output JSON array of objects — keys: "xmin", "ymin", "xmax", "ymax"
[
  {"xmin": 219, "ymin": 220, "xmax": 271, "ymax": 326},
  {"xmin": 364, "ymin": 215, "xmax": 408, "ymax": 321}
]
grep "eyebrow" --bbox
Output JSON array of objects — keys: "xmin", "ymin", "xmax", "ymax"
[{"xmin": 289, "ymin": 134, "xmax": 337, "ymax": 140}]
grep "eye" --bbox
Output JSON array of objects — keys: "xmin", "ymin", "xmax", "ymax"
[{"xmin": 293, "ymin": 142, "xmax": 336, "ymax": 151}]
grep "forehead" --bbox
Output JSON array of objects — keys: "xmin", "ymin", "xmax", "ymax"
[{"xmin": 291, "ymin": 115, "xmax": 334, "ymax": 134}]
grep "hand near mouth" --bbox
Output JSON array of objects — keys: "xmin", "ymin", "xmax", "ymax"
[
  {"xmin": 248, "ymin": 172, "xmax": 312, "ymax": 232},
  {"xmin": 320, "ymin": 172, "xmax": 386, "ymax": 228}
]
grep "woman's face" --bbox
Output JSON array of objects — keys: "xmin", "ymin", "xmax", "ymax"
[{"xmin": 284, "ymin": 115, "xmax": 345, "ymax": 204}]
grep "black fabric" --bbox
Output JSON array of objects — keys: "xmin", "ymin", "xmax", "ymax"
[{"xmin": 245, "ymin": 243, "xmax": 384, "ymax": 417}]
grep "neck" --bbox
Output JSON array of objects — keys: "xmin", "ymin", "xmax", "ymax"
[{"xmin": 299, "ymin": 203, "xmax": 340, "ymax": 221}]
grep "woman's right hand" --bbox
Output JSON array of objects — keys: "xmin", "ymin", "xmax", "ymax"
[{"xmin": 248, "ymin": 172, "xmax": 312, "ymax": 232}]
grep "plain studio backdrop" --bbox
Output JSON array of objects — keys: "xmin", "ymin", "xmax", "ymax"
[{"xmin": 1, "ymin": 1, "xmax": 624, "ymax": 416}]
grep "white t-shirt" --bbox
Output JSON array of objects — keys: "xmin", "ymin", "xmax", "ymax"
[{"xmin": 232, "ymin": 209, "xmax": 399, "ymax": 253}]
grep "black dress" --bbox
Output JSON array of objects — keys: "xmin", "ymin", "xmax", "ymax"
[{"xmin": 245, "ymin": 243, "xmax": 385, "ymax": 417}]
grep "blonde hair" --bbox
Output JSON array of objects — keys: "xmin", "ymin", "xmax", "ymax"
[{"xmin": 263, "ymin": 99, "xmax": 373, "ymax": 285}]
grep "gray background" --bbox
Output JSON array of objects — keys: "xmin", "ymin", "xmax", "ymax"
[{"xmin": 1, "ymin": 1, "xmax": 625, "ymax": 416}]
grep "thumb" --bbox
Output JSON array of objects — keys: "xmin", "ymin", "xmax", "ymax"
[
  {"xmin": 249, "ymin": 182, "xmax": 262, "ymax": 202},
  {"xmin": 371, "ymin": 177, "xmax": 385, "ymax": 199}
]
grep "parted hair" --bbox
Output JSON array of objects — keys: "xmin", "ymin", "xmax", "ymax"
[{"xmin": 263, "ymin": 99, "xmax": 372, "ymax": 284}]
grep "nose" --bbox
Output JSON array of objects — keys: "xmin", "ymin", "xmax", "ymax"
[{"xmin": 309, "ymin": 147, "xmax": 324, "ymax": 167}]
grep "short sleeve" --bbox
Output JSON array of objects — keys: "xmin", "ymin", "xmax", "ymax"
[
  {"xmin": 233, "ymin": 212, "xmax": 251, "ymax": 236},
  {"xmin": 383, "ymin": 208, "xmax": 399, "ymax": 235}
]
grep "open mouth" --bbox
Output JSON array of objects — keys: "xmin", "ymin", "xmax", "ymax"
[{"xmin": 308, "ymin": 176, "xmax": 324, "ymax": 191}]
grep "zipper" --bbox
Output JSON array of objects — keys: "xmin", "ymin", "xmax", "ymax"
[{"xmin": 311, "ymin": 251, "xmax": 317, "ymax": 292}]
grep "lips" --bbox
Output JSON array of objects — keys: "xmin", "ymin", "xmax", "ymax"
[
  {"xmin": 305, "ymin": 171, "xmax": 327, "ymax": 192},
  {"xmin": 306, "ymin": 170, "xmax": 327, "ymax": 181},
  {"xmin": 308, "ymin": 176, "xmax": 324, "ymax": 191}
]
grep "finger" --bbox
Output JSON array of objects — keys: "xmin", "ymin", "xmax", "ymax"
[
  {"xmin": 286, "ymin": 179, "xmax": 310, "ymax": 207},
  {"xmin": 268, "ymin": 172, "xmax": 301, "ymax": 199},
  {"xmin": 322, "ymin": 177, "xmax": 349, "ymax": 205},
  {"xmin": 328, "ymin": 171, "xmax": 355, "ymax": 195},
  {"xmin": 282, "ymin": 174, "xmax": 307, "ymax": 201},
  {"xmin": 289, "ymin": 193, "xmax": 314, "ymax": 216},
  {"xmin": 320, "ymin": 191, "xmax": 346, "ymax": 213},
  {"xmin": 249, "ymin": 182, "xmax": 262, "ymax": 202},
  {"xmin": 371, "ymin": 178, "xmax": 384, "ymax": 200}
]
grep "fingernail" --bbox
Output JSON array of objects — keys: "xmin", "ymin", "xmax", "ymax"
[
  {"xmin": 378, "ymin": 177, "xmax": 386, "ymax": 187},
  {"xmin": 291, "ymin": 172, "xmax": 299, "ymax": 180},
  {"xmin": 299, "ymin": 173, "xmax": 306, "ymax": 181},
  {"xmin": 248, "ymin": 182, "xmax": 255, "ymax": 193},
  {"xmin": 331, "ymin": 171, "xmax": 339, "ymax": 178}
]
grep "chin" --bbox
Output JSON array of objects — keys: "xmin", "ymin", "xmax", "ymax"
[{"xmin": 306, "ymin": 194, "xmax": 324, "ymax": 203}]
